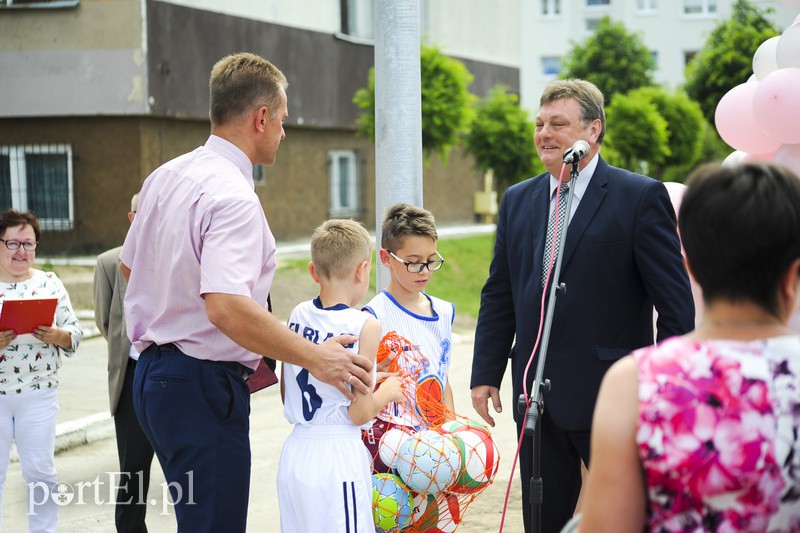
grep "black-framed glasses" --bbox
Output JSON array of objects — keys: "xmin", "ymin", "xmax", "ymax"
[
  {"xmin": 0, "ymin": 239, "xmax": 38, "ymax": 252},
  {"xmin": 387, "ymin": 250, "xmax": 445, "ymax": 273}
]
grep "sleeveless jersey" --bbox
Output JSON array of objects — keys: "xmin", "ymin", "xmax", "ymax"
[
  {"xmin": 283, "ymin": 298, "xmax": 371, "ymax": 427},
  {"xmin": 363, "ymin": 290, "xmax": 455, "ymax": 427}
]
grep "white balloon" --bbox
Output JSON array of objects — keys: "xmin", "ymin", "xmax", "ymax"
[
  {"xmin": 753, "ymin": 36, "xmax": 781, "ymax": 80},
  {"xmin": 722, "ymin": 150, "xmax": 747, "ymax": 167},
  {"xmin": 777, "ymin": 23, "xmax": 800, "ymax": 69},
  {"xmin": 773, "ymin": 143, "xmax": 800, "ymax": 178}
]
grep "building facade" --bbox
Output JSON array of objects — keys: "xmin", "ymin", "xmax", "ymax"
[
  {"xmin": 0, "ymin": 0, "xmax": 520, "ymax": 254},
  {"xmin": 520, "ymin": 0, "xmax": 797, "ymax": 111}
]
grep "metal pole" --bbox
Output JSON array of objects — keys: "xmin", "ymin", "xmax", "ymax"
[{"xmin": 373, "ymin": 0, "xmax": 423, "ymax": 291}]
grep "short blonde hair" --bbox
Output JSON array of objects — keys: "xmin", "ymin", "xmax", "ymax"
[
  {"xmin": 311, "ymin": 219, "xmax": 373, "ymax": 280},
  {"xmin": 209, "ymin": 52, "xmax": 288, "ymax": 126},
  {"xmin": 381, "ymin": 203, "xmax": 438, "ymax": 252}
]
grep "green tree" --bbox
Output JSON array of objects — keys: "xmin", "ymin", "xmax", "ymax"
[
  {"xmin": 626, "ymin": 87, "xmax": 706, "ymax": 179},
  {"xmin": 560, "ymin": 17, "xmax": 656, "ymax": 104},
  {"xmin": 353, "ymin": 44, "xmax": 474, "ymax": 161},
  {"xmin": 463, "ymin": 85, "xmax": 538, "ymax": 191},
  {"xmin": 604, "ymin": 92, "xmax": 670, "ymax": 173},
  {"xmin": 684, "ymin": 0, "xmax": 779, "ymax": 124}
]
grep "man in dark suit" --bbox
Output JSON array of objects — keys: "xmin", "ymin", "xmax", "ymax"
[
  {"xmin": 470, "ymin": 79, "xmax": 695, "ymax": 533},
  {"xmin": 94, "ymin": 192, "xmax": 155, "ymax": 533}
]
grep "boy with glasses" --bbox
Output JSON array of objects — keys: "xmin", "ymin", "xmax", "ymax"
[{"xmin": 362, "ymin": 203, "xmax": 455, "ymax": 471}]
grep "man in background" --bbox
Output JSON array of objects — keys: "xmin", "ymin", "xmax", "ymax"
[{"xmin": 94, "ymin": 192, "xmax": 154, "ymax": 533}]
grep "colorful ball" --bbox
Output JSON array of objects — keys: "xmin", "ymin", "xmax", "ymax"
[
  {"xmin": 379, "ymin": 427, "xmax": 413, "ymax": 471},
  {"xmin": 372, "ymin": 473, "xmax": 413, "ymax": 532},
  {"xmin": 396, "ymin": 430, "xmax": 461, "ymax": 494},
  {"xmin": 404, "ymin": 492, "xmax": 438, "ymax": 531},
  {"xmin": 446, "ymin": 424, "xmax": 500, "ymax": 493},
  {"xmin": 415, "ymin": 374, "xmax": 445, "ymax": 426}
]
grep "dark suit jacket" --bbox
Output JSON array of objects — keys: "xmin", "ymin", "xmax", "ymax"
[
  {"xmin": 94, "ymin": 246, "xmax": 130, "ymax": 415},
  {"xmin": 471, "ymin": 157, "xmax": 695, "ymax": 430}
]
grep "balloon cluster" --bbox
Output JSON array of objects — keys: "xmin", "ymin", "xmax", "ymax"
[{"xmin": 715, "ymin": 9, "xmax": 800, "ymax": 175}]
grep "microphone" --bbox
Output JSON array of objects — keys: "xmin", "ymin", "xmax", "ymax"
[{"xmin": 563, "ymin": 140, "xmax": 590, "ymax": 164}]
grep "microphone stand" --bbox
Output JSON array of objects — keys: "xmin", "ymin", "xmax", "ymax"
[{"xmin": 517, "ymin": 159, "xmax": 579, "ymax": 533}]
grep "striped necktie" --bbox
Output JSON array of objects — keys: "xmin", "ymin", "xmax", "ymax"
[{"xmin": 542, "ymin": 183, "xmax": 570, "ymax": 286}]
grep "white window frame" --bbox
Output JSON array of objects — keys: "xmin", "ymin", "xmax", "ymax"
[
  {"xmin": 328, "ymin": 150, "xmax": 362, "ymax": 219},
  {"xmin": 541, "ymin": 0, "xmax": 561, "ymax": 17},
  {"xmin": 0, "ymin": 144, "xmax": 75, "ymax": 230},
  {"xmin": 636, "ymin": 0, "xmax": 657, "ymax": 13},
  {"xmin": 0, "ymin": 0, "xmax": 79, "ymax": 8},
  {"xmin": 682, "ymin": 0, "xmax": 717, "ymax": 16},
  {"xmin": 541, "ymin": 56, "xmax": 561, "ymax": 79}
]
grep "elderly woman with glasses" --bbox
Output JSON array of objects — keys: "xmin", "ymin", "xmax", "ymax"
[{"xmin": 0, "ymin": 208, "xmax": 83, "ymax": 532}]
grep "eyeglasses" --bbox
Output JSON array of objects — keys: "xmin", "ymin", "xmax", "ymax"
[
  {"xmin": 387, "ymin": 250, "xmax": 445, "ymax": 273},
  {"xmin": 0, "ymin": 239, "xmax": 38, "ymax": 252}
]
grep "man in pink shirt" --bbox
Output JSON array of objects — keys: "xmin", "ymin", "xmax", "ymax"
[{"xmin": 119, "ymin": 52, "xmax": 373, "ymax": 533}]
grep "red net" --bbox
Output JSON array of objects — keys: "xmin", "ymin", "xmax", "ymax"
[{"xmin": 365, "ymin": 332, "xmax": 501, "ymax": 532}]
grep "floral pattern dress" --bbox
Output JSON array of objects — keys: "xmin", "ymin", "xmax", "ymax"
[
  {"xmin": 0, "ymin": 269, "xmax": 82, "ymax": 394},
  {"xmin": 633, "ymin": 336, "xmax": 800, "ymax": 532}
]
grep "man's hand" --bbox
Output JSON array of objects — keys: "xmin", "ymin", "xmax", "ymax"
[
  {"xmin": 471, "ymin": 385, "xmax": 502, "ymax": 427},
  {"xmin": 310, "ymin": 334, "xmax": 373, "ymax": 401}
]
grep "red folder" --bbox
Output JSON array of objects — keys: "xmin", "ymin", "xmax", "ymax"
[
  {"xmin": 247, "ymin": 357, "xmax": 279, "ymax": 393},
  {"xmin": 0, "ymin": 298, "xmax": 58, "ymax": 335}
]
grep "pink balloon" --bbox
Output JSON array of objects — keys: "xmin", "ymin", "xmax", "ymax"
[
  {"xmin": 796, "ymin": 13, "xmax": 800, "ymax": 24},
  {"xmin": 777, "ymin": 23, "xmax": 800, "ymax": 69},
  {"xmin": 774, "ymin": 143, "xmax": 800, "ymax": 178},
  {"xmin": 753, "ymin": 68, "xmax": 800, "ymax": 145},
  {"xmin": 715, "ymin": 83, "xmax": 783, "ymax": 154},
  {"xmin": 742, "ymin": 151, "xmax": 777, "ymax": 163}
]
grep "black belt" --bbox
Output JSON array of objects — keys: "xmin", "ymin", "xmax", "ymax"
[{"xmin": 149, "ymin": 343, "xmax": 252, "ymax": 381}]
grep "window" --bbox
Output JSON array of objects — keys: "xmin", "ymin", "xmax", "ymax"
[
  {"xmin": 684, "ymin": 50, "xmax": 698, "ymax": 67},
  {"xmin": 328, "ymin": 150, "xmax": 362, "ymax": 219},
  {"xmin": 651, "ymin": 50, "xmax": 659, "ymax": 68},
  {"xmin": 0, "ymin": 145, "xmax": 74, "ymax": 230},
  {"xmin": 541, "ymin": 0, "xmax": 561, "ymax": 16},
  {"xmin": 586, "ymin": 0, "xmax": 610, "ymax": 5},
  {"xmin": 637, "ymin": 0, "xmax": 657, "ymax": 12},
  {"xmin": 541, "ymin": 56, "xmax": 561, "ymax": 79},
  {"xmin": 0, "ymin": 0, "xmax": 79, "ymax": 7},
  {"xmin": 341, "ymin": 0, "xmax": 373, "ymax": 40},
  {"xmin": 586, "ymin": 18, "xmax": 601, "ymax": 32},
  {"xmin": 683, "ymin": 0, "xmax": 717, "ymax": 15}
]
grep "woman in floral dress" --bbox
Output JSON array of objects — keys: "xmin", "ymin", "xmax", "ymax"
[
  {"xmin": 0, "ymin": 209, "xmax": 83, "ymax": 532},
  {"xmin": 578, "ymin": 163, "xmax": 800, "ymax": 532}
]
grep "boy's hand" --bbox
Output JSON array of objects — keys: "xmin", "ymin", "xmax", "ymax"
[
  {"xmin": 313, "ymin": 334, "xmax": 373, "ymax": 400},
  {"xmin": 378, "ymin": 375, "xmax": 406, "ymax": 403}
]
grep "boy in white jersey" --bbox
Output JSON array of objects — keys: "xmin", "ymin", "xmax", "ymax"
[
  {"xmin": 278, "ymin": 219, "xmax": 405, "ymax": 533},
  {"xmin": 362, "ymin": 203, "xmax": 456, "ymax": 472}
]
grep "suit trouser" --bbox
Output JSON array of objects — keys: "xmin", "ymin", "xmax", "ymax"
[
  {"xmin": 114, "ymin": 357, "xmax": 156, "ymax": 533},
  {"xmin": 133, "ymin": 344, "xmax": 251, "ymax": 533},
  {"xmin": 518, "ymin": 408, "xmax": 590, "ymax": 533}
]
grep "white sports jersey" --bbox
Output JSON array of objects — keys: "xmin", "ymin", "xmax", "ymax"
[
  {"xmin": 283, "ymin": 297, "xmax": 370, "ymax": 426},
  {"xmin": 363, "ymin": 290, "xmax": 455, "ymax": 427}
]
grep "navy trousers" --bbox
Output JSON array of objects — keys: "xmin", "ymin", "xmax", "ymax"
[
  {"xmin": 133, "ymin": 345, "xmax": 251, "ymax": 533},
  {"xmin": 519, "ymin": 408, "xmax": 591, "ymax": 533}
]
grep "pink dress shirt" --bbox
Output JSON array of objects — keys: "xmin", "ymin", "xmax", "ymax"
[{"xmin": 120, "ymin": 135, "xmax": 276, "ymax": 369}]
